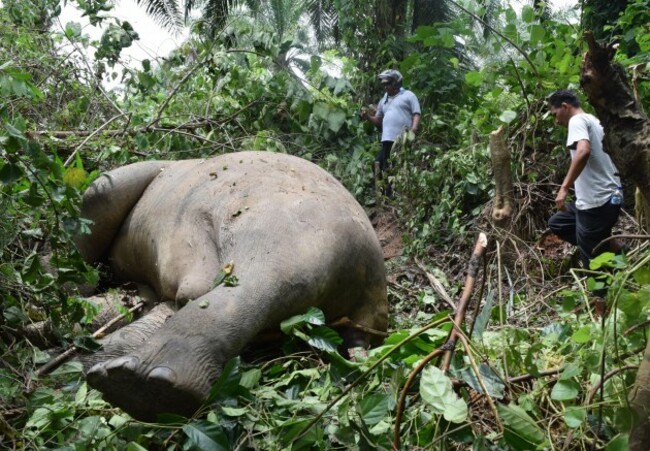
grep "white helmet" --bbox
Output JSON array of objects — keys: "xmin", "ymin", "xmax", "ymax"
[{"xmin": 378, "ymin": 69, "xmax": 403, "ymax": 84}]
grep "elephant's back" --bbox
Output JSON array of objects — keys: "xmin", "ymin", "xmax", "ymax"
[{"xmin": 108, "ymin": 152, "xmax": 382, "ymax": 304}]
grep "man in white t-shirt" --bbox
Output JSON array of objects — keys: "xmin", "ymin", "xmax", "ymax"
[
  {"xmin": 360, "ymin": 69, "xmax": 421, "ymax": 186},
  {"xmin": 547, "ymin": 90, "xmax": 622, "ymax": 267}
]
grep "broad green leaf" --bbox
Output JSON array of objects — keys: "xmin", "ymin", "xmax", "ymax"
[
  {"xmin": 458, "ymin": 363, "xmax": 505, "ymax": 398},
  {"xmin": 206, "ymin": 357, "xmax": 240, "ymax": 403},
  {"xmin": 499, "ymin": 110, "xmax": 517, "ymax": 124},
  {"xmin": 558, "ymin": 363, "xmax": 582, "ymax": 381},
  {"xmin": 420, "ymin": 366, "xmax": 468, "ymax": 423},
  {"xmin": 327, "ymin": 109, "xmax": 346, "ymax": 133},
  {"xmin": 313, "ymin": 102, "xmax": 329, "ymax": 120},
  {"xmin": 307, "ymin": 326, "xmax": 342, "ymax": 352},
  {"xmin": 472, "ymin": 290, "xmax": 494, "ymax": 339},
  {"xmin": 221, "ymin": 406, "xmax": 248, "ymax": 417},
  {"xmin": 357, "ymin": 393, "xmax": 391, "ymax": 426},
  {"xmin": 240, "ymin": 368, "xmax": 261, "ymax": 389},
  {"xmin": 564, "ymin": 406, "xmax": 585, "ymax": 428},
  {"xmin": 550, "ymin": 380, "xmax": 579, "ymax": 401},
  {"xmin": 63, "ymin": 167, "xmax": 87, "ymax": 188},
  {"xmin": 50, "ymin": 361, "xmax": 83, "ymax": 378},
  {"xmin": 183, "ymin": 420, "xmax": 230, "ymax": 451},
  {"xmin": 605, "ymin": 434, "xmax": 629, "ymax": 451},
  {"xmin": 521, "ymin": 5, "xmax": 535, "ymax": 23},
  {"xmin": 571, "ymin": 326, "xmax": 591, "ymax": 343},
  {"xmin": 530, "ymin": 25, "xmax": 545, "ymax": 44},
  {"xmin": 280, "ymin": 307, "xmax": 325, "ymax": 333},
  {"xmin": 619, "ymin": 291, "xmax": 642, "ymax": 318},
  {"xmin": 633, "ymin": 265, "xmax": 650, "ymax": 285},
  {"xmin": 498, "ymin": 403, "xmax": 545, "ymax": 445},
  {"xmin": 589, "ymin": 252, "xmax": 616, "ymax": 270},
  {"xmin": 465, "ymin": 71, "xmax": 483, "ymax": 87},
  {"xmin": 126, "ymin": 443, "xmax": 149, "ymax": 451},
  {"xmin": 5, "ymin": 123, "xmax": 25, "ymax": 139},
  {"xmin": 0, "ymin": 163, "xmax": 24, "ymax": 185}
]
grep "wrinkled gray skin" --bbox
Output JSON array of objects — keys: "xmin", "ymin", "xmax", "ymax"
[{"xmin": 77, "ymin": 151, "xmax": 388, "ymax": 421}]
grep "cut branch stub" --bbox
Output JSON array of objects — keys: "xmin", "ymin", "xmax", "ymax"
[{"xmin": 489, "ymin": 126, "xmax": 514, "ymax": 228}]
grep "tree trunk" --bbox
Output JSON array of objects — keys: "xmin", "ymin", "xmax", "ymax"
[
  {"xmin": 580, "ymin": 31, "xmax": 650, "ymax": 207},
  {"xmin": 376, "ymin": 0, "xmax": 408, "ymax": 40},
  {"xmin": 579, "ymin": 30, "xmax": 650, "ymax": 451},
  {"xmin": 489, "ymin": 125, "xmax": 514, "ymax": 228}
]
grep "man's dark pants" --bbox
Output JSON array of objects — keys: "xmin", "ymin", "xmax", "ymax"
[
  {"xmin": 374, "ymin": 141, "xmax": 394, "ymax": 196},
  {"xmin": 375, "ymin": 141, "xmax": 394, "ymax": 174},
  {"xmin": 548, "ymin": 200, "xmax": 621, "ymax": 267}
]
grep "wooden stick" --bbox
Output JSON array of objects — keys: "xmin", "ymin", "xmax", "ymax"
[
  {"xmin": 441, "ymin": 233, "xmax": 488, "ymax": 372},
  {"xmin": 327, "ymin": 316, "xmax": 388, "ymax": 337},
  {"xmin": 36, "ymin": 302, "xmax": 145, "ymax": 377},
  {"xmin": 415, "ymin": 258, "xmax": 456, "ymax": 310}
]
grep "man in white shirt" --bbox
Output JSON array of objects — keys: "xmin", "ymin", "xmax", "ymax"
[
  {"xmin": 547, "ymin": 90, "xmax": 622, "ymax": 267},
  {"xmin": 360, "ymin": 69, "xmax": 421, "ymax": 188}
]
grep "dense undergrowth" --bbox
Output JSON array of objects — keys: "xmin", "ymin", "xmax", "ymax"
[{"xmin": 2, "ymin": 0, "xmax": 650, "ymax": 449}]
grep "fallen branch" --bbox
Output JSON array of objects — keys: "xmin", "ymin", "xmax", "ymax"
[
  {"xmin": 393, "ymin": 347, "xmax": 445, "ymax": 450},
  {"xmin": 36, "ymin": 302, "xmax": 145, "ymax": 377},
  {"xmin": 593, "ymin": 234, "xmax": 650, "ymax": 255},
  {"xmin": 415, "ymin": 258, "xmax": 456, "ymax": 310},
  {"xmin": 441, "ymin": 233, "xmax": 489, "ymax": 372},
  {"xmin": 327, "ymin": 316, "xmax": 389, "ymax": 338}
]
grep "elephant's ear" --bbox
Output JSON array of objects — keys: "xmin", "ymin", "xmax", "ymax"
[{"xmin": 75, "ymin": 161, "xmax": 168, "ymax": 263}]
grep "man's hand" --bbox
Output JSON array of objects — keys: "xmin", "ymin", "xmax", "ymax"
[
  {"xmin": 555, "ymin": 187, "xmax": 569, "ymax": 211},
  {"xmin": 359, "ymin": 107, "xmax": 368, "ymax": 120}
]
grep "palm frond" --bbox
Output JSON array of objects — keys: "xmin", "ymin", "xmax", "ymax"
[{"xmin": 133, "ymin": 0, "xmax": 183, "ymax": 32}]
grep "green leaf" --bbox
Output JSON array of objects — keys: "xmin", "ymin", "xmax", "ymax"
[
  {"xmin": 521, "ymin": 6, "xmax": 535, "ymax": 23},
  {"xmin": 50, "ymin": 361, "xmax": 83, "ymax": 378},
  {"xmin": 605, "ymin": 434, "xmax": 629, "ymax": 450},
  {"xmin": 0, "ymin": 163, "xmax": 24, "ymax": 185},
  {"xmin": 472, "ymin": 290, "xmax": 494, "ymax": 339},
  {"xmin": 558, "ymin": 363, "xmax": 582, "ymax": 381},
  {"xmin": 465, "ymin": 71, "xmax": 484, "ymax": 87},
  {"xmin": 221, "ymin": 406, "xmax": 248, "ymax": 417},
  {"xmin": 564, "ymin": 406, "xmax": 585, "ymax": 428},
  {"xmin": 550, "ymin": 380, "xmax": 580, "ymax": 401},
  {"xmin": 633, "ymin": 265, "xmax": 650, "ymax": 285},
  {"xmin": 498, "ymin": 403, "xmax": 545, "ymax": 446},
  {"xmin": 530, "ymin": 25, "xmax": 546, "ymax": 44},
  {"xmin": 589, "ymin": 252, "xmax": 616, "ymax": 270},
  {"xmin": 126, "ymin": 443, "xmax": 149, "ymax": 451},
  {"xmin": 571, "ymin": 326, "xmax": 590, "ymax": 343},
  {"xmin": 499, "ymin": 110, "xmax": 517, "ymax": 124},
  {"xmin": 307, "ymin": 326, "xmax": 342, "ymax": 352},
  {"xmin": 458, "ymin": 363, "xmax": 505, "ymax": 398},
  {"xmin": 206, "ymin": 357, "xmax": 240, "ymax": 403},
  {"xmin": 183, "ymin": 420, "xmax": 230, "ymax": 451},
  {"xmin": 327, "ymin": 109, "xmax": 346, "ymax": 133},
  {"xmin": 73, "ymin": 335, "xmax": 103, "ymax": 351},
  {"xmin": 5, "ymin": 123, "xmax": 25, "ymax": 139},
  {"xmin": 357, "ymin": 394, "xmax": 391, "ymax": 426},
  {"xmin": 280, "ymin": 307, "xmax": 325, "ymax": 334},
  {"xmin": 420, "ymin": 366, "xmax": 468, "ymax": 423},
  {"xmin": 240, "ymin": 368, "xmax": 261, "ymax": 389}
]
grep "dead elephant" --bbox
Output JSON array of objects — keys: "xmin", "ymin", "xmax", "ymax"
[{"xmin": 76, "ymin": 151, "xmax": 388, "ymax": 421}]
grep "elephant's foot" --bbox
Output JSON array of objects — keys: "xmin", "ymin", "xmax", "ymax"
[
  {"xmin": 86, "ymin": 334, "xmax": 220, "ymax": 422},
  {"xmin": 87, "ymin": 355, "xmax": 203, "ymax": 422}
]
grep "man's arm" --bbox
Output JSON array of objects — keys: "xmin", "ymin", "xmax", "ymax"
[
  {"xmin": 411, "ymin": 113, "xmax": 421, "ymax": 133},
  {"xmin": 556, "ymin": 139, "xmax": 591, "ymax": 210},
  {"xmin": 360, "ymin": 108, "xmax": 383, "ymax": 127}
]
